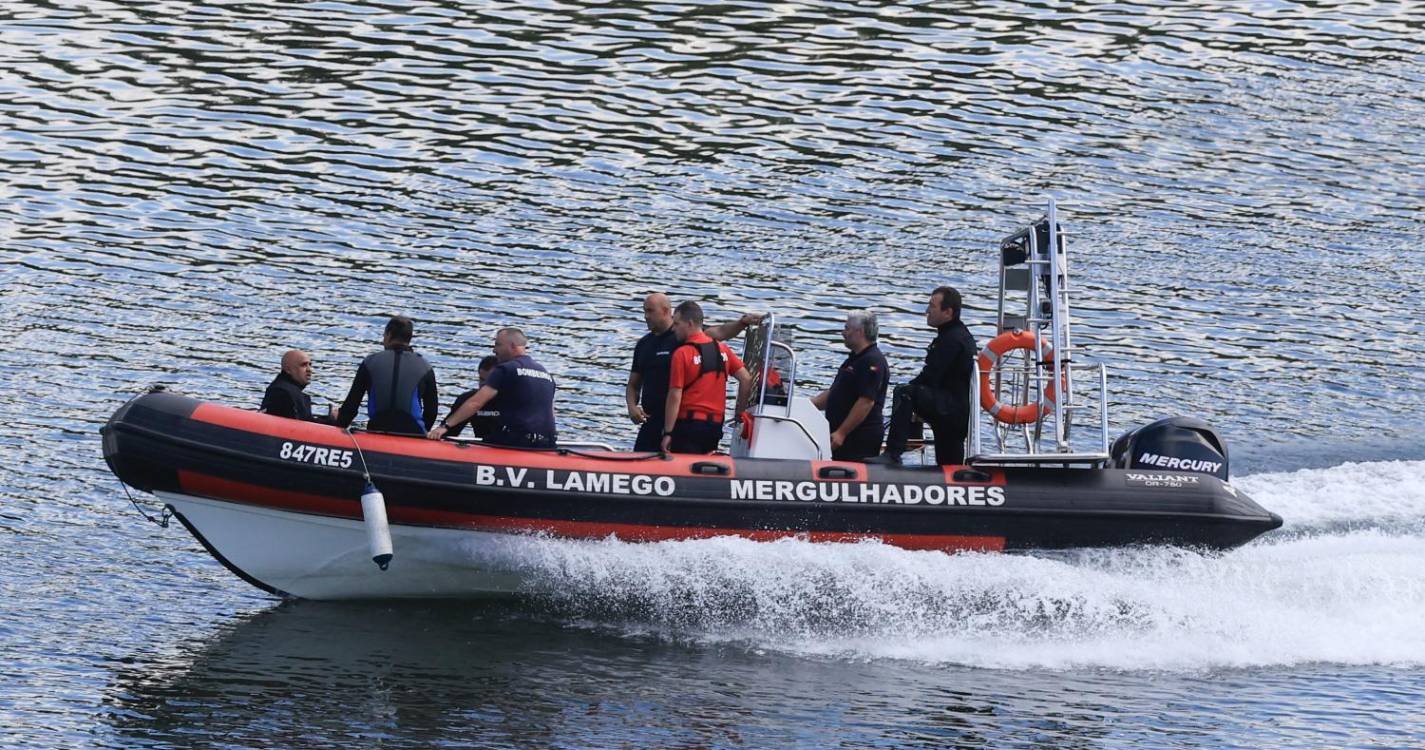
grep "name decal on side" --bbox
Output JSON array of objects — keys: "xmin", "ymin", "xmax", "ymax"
[
  {"xmin": 1124, "ymin": 472, "xmax": 1200, "ymax": 488},
  {"xmin": 468, "ymin": 464, "xmax": 1006, "ymax": 507},
  {"xmin": 732, "ymin": 480, "xmax": 1004, "ymax": 506},
  {"xmin": 279, "ymin": 441, "xmax": 354, "ymax": 468}
]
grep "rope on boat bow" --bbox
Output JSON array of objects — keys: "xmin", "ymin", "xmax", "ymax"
[{"xmin": 119, "ymin": 481, "xmax": 171, "ymax": 528}]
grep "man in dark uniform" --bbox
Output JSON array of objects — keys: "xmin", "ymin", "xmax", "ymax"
[
  {"xmin": 660, "ymin": 301, "xmax": 754, "ymax": 454},
  {"xmin": 260, "ymin": 349, "xmax": 335, "ymax": 422},
  {"xmin": 626, "ymin": 292, "xmax": 762, "ymax": 451},
  {"xmin": 870, "ymin": 286, "xmax": 977, "ymax": 465},
  {"xmin": 336, "ymin": 315, "xmax": 439, "ymax": 436},
  {"xmin": 428, "ymin": 328, "xmax": 556, "ymax": 448},
  {"xmin": 812, "ymin": 310, "xmax": 890, "ymax": 461},
  {"xmin": 443, "ymin": 355, "xmax": 499, "ymax": 439}
]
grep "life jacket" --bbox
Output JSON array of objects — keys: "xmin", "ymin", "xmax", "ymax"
[
  {"xmin": 364, "ymin": 347, "xmax": 431, "ymax": 435},
  {"xmin": 678, "ymin": 339, "xmax": 725, "ymax": 385}
]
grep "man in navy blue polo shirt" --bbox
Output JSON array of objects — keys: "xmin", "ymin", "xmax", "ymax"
[
  {"xmin": 625, "ymin": 292, "xmax": 763, "ymax": 451},
  {"xmin": 428, "ymin": 328, "xmax": 556, "ymax": 448},
  {"xmin": 812, "ymin": 310, "xmax": 891, "ymax": 461}
]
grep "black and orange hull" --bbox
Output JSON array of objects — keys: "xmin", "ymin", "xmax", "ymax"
[{"xmin": 101, "ymin": 391, "xmax": 1281, "ymax": 599}]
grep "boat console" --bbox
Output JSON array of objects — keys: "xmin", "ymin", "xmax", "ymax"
[{"xmin": 729, "ymin": 319, "xmax": 831, "ymax": 460}]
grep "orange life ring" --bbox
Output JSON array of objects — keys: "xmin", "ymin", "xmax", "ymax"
[{"xmin": 976, "ymin": 331, "xmax": 1061, "ymax": 425}]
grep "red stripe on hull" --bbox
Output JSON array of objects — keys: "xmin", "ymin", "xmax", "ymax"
[
  {"xmin": 191, "ymin": 404, "xmax": 358, "ymax": 449},
  {"xmin": 180, "ymin": 470, "xmax": 355, "ymax": 517},
  {"xmin": 176, "ymin": 471, "xmax": 1005, "ymax": 553}
]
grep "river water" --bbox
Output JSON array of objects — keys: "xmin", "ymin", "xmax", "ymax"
[{"xmin": 3, "ymin": 1, "xmax": 1424, "ymax": 747}]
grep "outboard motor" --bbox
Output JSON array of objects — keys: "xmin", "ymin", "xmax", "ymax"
[{"xmin": 1110, "ymin": 416, "xmax": 1230, "ymax": 481}]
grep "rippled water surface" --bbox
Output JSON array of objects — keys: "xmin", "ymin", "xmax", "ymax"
[{"xmin": 3, "ymin": 1, "xmax": 1424, "ymax": 747}]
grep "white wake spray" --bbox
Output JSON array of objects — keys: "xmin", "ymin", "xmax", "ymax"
[
  {"xmin": 467, "ymin": 459, "xmax": 1425, "ymax": 670},
  {"xmin": 1235, "ymin": 459, "xmax": 1425, "ymax": 534}
]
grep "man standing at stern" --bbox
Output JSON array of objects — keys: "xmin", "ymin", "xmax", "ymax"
[
  {"xmin": 661, "ymin": 301, "xmax": 754, "ymax": 454},
  {"xmin": 870, "ymin": 286, "xmax": 977, "ymax": 465},
  {"xmin": 812, "ymin": 310, "xmax": 890, "ymax": 461}
]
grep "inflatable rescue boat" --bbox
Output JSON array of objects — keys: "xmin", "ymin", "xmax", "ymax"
[{"xmin": 101, "ymin": 200, "xmax": 1282, "ymax": 600}]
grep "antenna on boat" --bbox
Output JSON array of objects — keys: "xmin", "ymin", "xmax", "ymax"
[{"xmin": 346, "ymin": 428, "xmax": 394, "ymax": 571}]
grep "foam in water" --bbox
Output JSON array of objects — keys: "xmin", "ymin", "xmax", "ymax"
[
  {"xmin": 1235, "ymin": 459, "xmax": 1425, "ymax": 533},
  {"xmin": 461, "ymin": 460, "xmax": 1425, "ymax": 671}
]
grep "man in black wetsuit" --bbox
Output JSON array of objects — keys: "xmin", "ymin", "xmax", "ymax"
[
  {"xmin": 869, "ymin": 286, "xmax": 977, "ymax": 466},
  {"xmin": 428, "ymin": 328, "xmax": 556, "ymax": 448},
  {"xmin": 260, "ymin": 349, "xmax": 335, "ymax": 422},
  {"xmin": 336, "ymin": 315, "xmax": 439, "ymax": 436},
  {"xmin": 812, "ymin": 310, "xmax": 891, "ymax": 461},
  {"xmin": 625, "ymin": 292, "xmax": 762, "ymax": 451},
  {"xmin": 443, "ymin": 355, "xmax": 499, "ymax": 439}
]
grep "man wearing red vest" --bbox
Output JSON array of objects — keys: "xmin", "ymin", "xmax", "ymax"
[{"xmin": 661, "ymin": 301, "xmax": 754, "ymax": 454}]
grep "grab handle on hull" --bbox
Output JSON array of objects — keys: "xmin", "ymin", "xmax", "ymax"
[
  {"xmin": 817, "ymin": 466, "xmax": 859, "ymax": 480},
  {"xmin": 952, "ymin": 468, "xmax": 993, "ymax": 483},
  {"xmin": 691, "ymin": 461, "xmax": 731, "ymax": 476}
]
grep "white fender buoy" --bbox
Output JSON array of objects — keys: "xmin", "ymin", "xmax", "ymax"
[{"xmin": 360, "ymin": 482, "xmax": 394, "ymax": 570}]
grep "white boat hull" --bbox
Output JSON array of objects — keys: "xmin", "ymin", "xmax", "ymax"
[{"xmin": 159, "ymin": 492, "xmax": 531, "ymax": 600}]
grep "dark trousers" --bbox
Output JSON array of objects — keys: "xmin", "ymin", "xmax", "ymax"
[
  {"xmin": 668, "ymin": 419, "xmax": 722, "ymax": 454},
  {"xmin": 634, "ymin": 416, "xmax": 664, "ymax": 452},
  {"xmin": 833, "ymin": 429, "xmax": 883, "ymax": 462},
  {"xmin": 884, "ymin": 384, "xmax": 966, "ymax": 465}
]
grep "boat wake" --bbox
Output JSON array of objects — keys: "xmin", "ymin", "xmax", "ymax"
[
  {"xmin": 1236, "ymin": 458, "xmax": 1425, "ymax": 537},
  {"xmin": 488, "ymin": 460, "xmax": 1425, "ymax": 671}
]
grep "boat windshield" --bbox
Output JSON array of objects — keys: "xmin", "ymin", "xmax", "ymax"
[{"xmin": 740, "ymin": 316, "xmax": 793, "ymax": 414}]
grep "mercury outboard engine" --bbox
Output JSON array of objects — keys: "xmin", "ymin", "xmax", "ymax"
[{"xmin": 1110, "ymin": 416, "xmax": 1230, "ymax": 481}]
